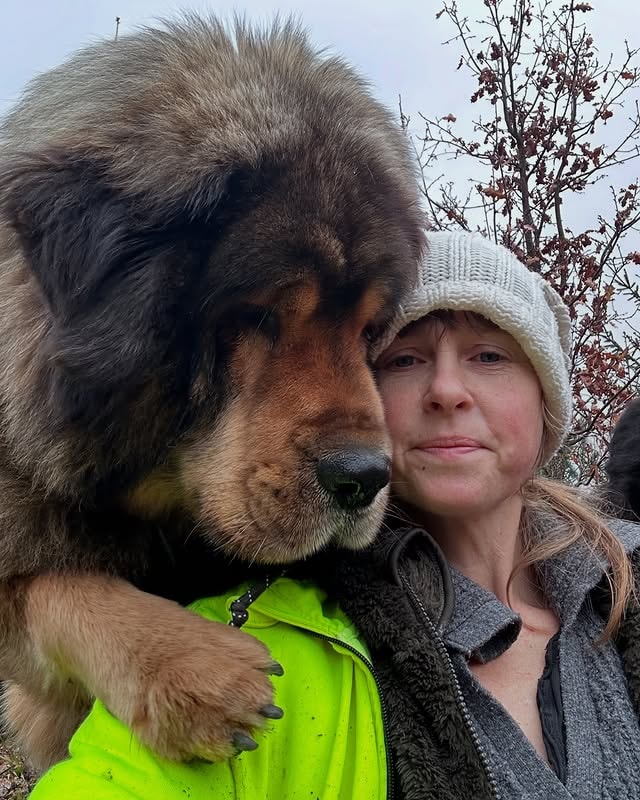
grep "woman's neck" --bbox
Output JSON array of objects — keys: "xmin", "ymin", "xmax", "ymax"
[{"xmin": 407, "ymin": 493, "xmax": 542, "ymax": 608}]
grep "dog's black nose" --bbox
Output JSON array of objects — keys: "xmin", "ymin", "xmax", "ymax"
[{"xmin": 316, "ymin": 448, "xmax": 391, "ymax": 510}]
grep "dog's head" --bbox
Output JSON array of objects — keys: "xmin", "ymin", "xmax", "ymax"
[{"xmin": 0, "ymin": 16, "xmax": 424, "ymax": 563}]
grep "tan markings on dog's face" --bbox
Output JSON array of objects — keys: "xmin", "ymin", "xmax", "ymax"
[{"xmin": 178, "ymin": 279, "xmax": 392, "ymax": 564}]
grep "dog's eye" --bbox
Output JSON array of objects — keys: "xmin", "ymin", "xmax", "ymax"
[
  {"xmin": 362, "ymin": 325, "xmax": 375, "ymax": 343},
  {"xmin": 236, "ymin": 305, "xmax": 280, "ymax": 343},
  {"xmin": 362, "ymin": 321, "xmax": 385, "ymax": 345}
]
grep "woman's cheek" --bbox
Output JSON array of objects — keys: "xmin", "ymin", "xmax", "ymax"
[
  {"xmin": 380, "ymin": 386, "xmax": 410, "ymax": 439},
  {"xmin": 501, "ymin": 406, "xmax": 545, "ymax": 470}
]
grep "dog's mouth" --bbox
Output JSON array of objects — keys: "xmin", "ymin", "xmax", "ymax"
[
  {"xmin": 171, "ymin": 433, "xmax": 392, "ymax": 565},
  {"xmin": 203, "ymin": 483, "xmax": 390, "ymax": 566},
  {"xmin": 328, "ymin": 486, "xmax": 390, "ymax": 550}
]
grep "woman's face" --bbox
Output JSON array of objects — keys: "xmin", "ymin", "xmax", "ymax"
[{"xmin": 375, "ymin": 312, "xmax": 545, "ymax": 523}]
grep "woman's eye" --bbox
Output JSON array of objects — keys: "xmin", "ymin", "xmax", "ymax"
[
  {"xmin": 476, "ymin": 351, "xmax": 504, "ymax": 363},
  {"xmin": 389, "ymin": 354, "xmax": 417, "ymax": 368}
]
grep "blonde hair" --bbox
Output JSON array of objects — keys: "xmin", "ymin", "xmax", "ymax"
[
  {"xmin": 515, "ymin": 477, "xmax": 633, "ymax": 640},
  {"xmin": 516, "ymin": 402, "xmax": 633, "ymax": 640}
]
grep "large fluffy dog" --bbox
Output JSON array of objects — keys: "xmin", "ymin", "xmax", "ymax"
[
  {"xmin": 0, "ymin": 16, "xmax": 423, "ymax": 769},
  {"xmin": 606, "ymin": 397, "xmax": 640, "ymax": 520}
]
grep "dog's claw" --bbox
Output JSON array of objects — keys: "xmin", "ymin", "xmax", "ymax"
[
  {"xmin": 260, "ymin": 704, "xmax": 284, "ymax": 719},
  {"xmin": 232, "ymin": 731, "xmax": 259, "ymax": 752},
  {"xmin": 265, "ymin": 661, "xmax": 284, "ymax": 676}
]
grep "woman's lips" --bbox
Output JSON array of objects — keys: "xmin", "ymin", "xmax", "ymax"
[{"xmin": 414, "ymin": 437, "xmax": 485, "ymax": 458}]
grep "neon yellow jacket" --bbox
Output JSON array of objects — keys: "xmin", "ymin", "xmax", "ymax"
[{"xmin": 30, "ymin": 578, "xmax": 387, "ymax": 799}]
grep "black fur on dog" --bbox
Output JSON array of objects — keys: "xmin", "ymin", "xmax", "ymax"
[
  {"xmin": 0, "ymin": 15, "xmax": 425, "ymax": 768},
  {"xmin": 606, "ymin": 397, "xmax": 640, "ymax": 521}
]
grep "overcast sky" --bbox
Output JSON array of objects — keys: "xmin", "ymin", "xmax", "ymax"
[
  {"xmin": 1, "ymin": 0, "xmax": 639, "ymax": 239},
  {"xmin": 2, "ymin": 1, "xmax": 635, "ymax": 124},
  {"xmin": 0, "ymin": 0, "xmax": 462, "ymax": 120}
]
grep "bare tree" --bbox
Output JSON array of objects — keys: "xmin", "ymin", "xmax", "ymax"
[{"xmin": 413, "ymin": 0, "xmax": 640, "ymax": 483}]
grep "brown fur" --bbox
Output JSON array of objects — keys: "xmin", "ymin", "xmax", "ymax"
[{"xmin": 0, "ymin": 14, "xmax": 424, "ymax": 768}]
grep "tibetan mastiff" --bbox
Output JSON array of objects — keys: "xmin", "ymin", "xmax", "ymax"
[{"xmin": 0, "ymin": 16, "xmax": 424, "ymax": 768}]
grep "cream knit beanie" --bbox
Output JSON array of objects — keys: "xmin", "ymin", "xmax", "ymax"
[{"xmin": 373, "ymin": 231, "xmax": 573, "ymax": 465}]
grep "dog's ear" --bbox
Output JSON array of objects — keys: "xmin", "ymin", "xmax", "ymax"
[
  {"xmin": 0, "ymin": 152, "xmax": 210, "ymax": 430},
  {"xmin": 3, "ymin": 153, "xmax": 124, "ymax": 316}
]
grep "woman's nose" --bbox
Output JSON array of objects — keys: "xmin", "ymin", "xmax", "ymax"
[{"xmin": 423, "ymin": 358, "xmax": 473, "ymax": 412}]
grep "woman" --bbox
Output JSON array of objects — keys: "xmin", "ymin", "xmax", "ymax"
[{"xmin": 30, "ymin": 232, "xmax": 640, "ymax": 799}]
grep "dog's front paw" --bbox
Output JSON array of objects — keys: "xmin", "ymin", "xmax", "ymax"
[{"xmin": 120, "ymin": 610, "xmax": 283, "ymax": 762}]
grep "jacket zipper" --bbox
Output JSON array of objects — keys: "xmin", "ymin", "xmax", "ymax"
[
  {"xmin": 399, "ymin": 570, "xmax": 500, "ymax": 800},
  {"xmin": 309, "ymin": 631, "xmax": 395, "ymax": 800},
  {"xmin": 228, "ymin": 581, "xmax": 394, "ymax": 797}
]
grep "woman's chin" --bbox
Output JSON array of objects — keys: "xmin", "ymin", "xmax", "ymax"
[{"xmin": 399, "ymin": 479, "xmax": 512, "ymax": 520}]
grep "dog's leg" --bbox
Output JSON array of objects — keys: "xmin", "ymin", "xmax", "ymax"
[
  {"xmin": 0, "ymin": 574, "xmax": 279, "ymax": 766},
  {"xmin": 2, "ymin": 681, "xmax": 89, "ymax": 771}
]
